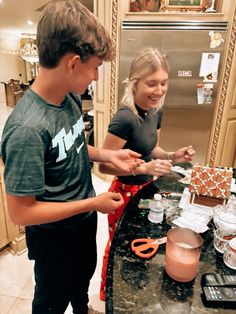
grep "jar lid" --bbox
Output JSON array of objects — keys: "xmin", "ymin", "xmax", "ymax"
[
  {"xmin": 229, "ymin": 237, "xmax": 236, "ymax": 252},
  {"xmin": 154, "ymin": 193, "xmax": 162, "ymax": 201}
]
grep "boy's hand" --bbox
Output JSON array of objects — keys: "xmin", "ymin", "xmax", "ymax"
[
  {"xmin": 94, "ymin": 192, "xmax": 124, "ymax": 214},
  {"xmin": 110, "ymin": 149, "xmax": 144, "ymax": 173}
]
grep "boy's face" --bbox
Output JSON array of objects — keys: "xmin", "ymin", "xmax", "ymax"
[{"xmin": 72, "ymin": 55, "xmax": 102, "ymax": 94}]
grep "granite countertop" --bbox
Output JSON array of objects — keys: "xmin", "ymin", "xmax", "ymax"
[{"xmin": 106, "ymin": 169, "xmax": 236, "ymax": 314}]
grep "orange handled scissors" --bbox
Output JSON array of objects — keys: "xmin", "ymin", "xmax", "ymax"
[{"xmin": 131, "ymin": 237, "xmax": 167, "ymax": 258}]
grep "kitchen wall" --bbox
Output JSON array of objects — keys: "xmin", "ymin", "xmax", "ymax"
[
  {"xmin": 0, "ymin": 31, "xmax": 26, "ymax": 103},
  {"xmin": 0, "ymin": 0, "xmax": 94, "ymax": 104}
]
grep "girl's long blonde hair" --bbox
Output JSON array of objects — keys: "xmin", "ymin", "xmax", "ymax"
[{"xmin": 121, "ymin": 48, "xmax": 169, "ymax": 119}]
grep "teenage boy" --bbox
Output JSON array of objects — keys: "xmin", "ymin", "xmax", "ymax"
[{"xmin": 1, "ymin": 1, "xmax": 141, "ymax": 313}]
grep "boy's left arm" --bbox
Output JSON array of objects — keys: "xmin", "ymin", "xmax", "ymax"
[{"xmin": 87, "ymin": 145, "xmax": 143, "ymax": 173}]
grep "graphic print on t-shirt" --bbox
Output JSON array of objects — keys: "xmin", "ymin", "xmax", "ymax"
[{"xmin": 52, "ymin": 116, "xmax": 84, "ymax": 162}]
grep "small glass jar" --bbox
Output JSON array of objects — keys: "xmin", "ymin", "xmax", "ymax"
[
  {"xmin": 223, "ymin": 238, "xmax": 236, "ymax": 270},
  {"xmin": 213, "ymin": 229, "xmax": 229, "ymax": 253},
  {"xmin": 213, "ymin": 202, "xmax": 236, "ymax": 235}
]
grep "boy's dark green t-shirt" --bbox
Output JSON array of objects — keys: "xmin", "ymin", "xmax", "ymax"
[{"xmin": 1, "ymin": 88, "xmax": 95, "ymax": 228}]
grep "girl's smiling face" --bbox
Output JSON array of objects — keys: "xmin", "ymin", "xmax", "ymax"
[{"xmin": 133, "ymin": 68, "xmax": 169, "ymax": 110}]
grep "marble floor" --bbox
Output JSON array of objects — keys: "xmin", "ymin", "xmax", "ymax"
[{"xmin": 0, "ymin": 101, "xmax": 110, "ymax": 313}]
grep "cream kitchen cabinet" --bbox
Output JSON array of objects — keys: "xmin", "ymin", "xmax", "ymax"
[
  {"xmin": 0, "ymin": 178, "xmax": 8, "ymax": 249},
  {"xmin": 0, "ymin": 160, "xmax": 26, "ymax": 254}
]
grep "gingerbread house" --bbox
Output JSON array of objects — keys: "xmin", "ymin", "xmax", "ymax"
[{"xmin": 189, "ymin": 165, "xmax": 232, "ymax": 207}]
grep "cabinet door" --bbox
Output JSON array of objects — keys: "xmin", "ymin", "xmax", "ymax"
[{"xmin": 0, "ymin": 182, "xmax": 9, "ymax": 249}]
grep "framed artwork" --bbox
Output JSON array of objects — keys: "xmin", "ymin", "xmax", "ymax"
[
  {"xmin": 159, "ymin": 0, "xmax": 212, "ymax": 13},
  {"xmin": 130, "ymin": 0, "xmax": 160, "ymax": 12}
]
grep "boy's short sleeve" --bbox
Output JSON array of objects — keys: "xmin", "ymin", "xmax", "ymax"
[{"xmin": 2, "ymin": 126, "xmax": 45, "ymax": 196}]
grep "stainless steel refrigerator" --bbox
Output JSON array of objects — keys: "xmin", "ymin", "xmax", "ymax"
[{"xmin": 118, "ymin": 21, "xmax": 228, "ymax": 164}]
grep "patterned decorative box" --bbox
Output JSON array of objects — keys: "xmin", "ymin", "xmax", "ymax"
[{"xmin": 189, "ymin": 165, "xmax": 233, "ymax": 207}]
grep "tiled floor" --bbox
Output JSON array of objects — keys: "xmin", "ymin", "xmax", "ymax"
[{"xmin": 0, "ymin": 101, "xmax": 110, "ymax": 313}]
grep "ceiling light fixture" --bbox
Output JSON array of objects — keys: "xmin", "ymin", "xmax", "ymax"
[{"xmin": 20, "ymin": 37, "xmax": 39, "ymax": 63}]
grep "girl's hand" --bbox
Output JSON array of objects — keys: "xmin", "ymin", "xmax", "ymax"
[
  {"xmin": 138, "ymin": 159, "xmax": 172, "ymax": 176},
  {"xmin": 172, "ymin": 146, "xmax": 195, "ymax": 164}
]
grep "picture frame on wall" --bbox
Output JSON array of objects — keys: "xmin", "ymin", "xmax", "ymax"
[
  {"xmin": 130, "ymin": 0, "xmax": 160, "ymax": 12},
  {"xmin": 159, "ymin": 0, "xmax": 212, "ymax": 13}
]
